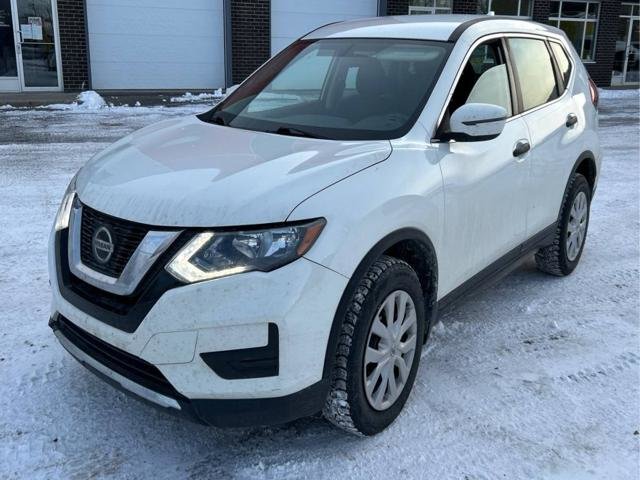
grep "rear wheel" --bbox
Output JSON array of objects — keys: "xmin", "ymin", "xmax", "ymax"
[
  {"xmin": 323, "ymin": 255, "xmax": 425, "ymax": 436},
  {"xmin": 536, "ymin": 173, "xmax": 591, "ymax": 276}
]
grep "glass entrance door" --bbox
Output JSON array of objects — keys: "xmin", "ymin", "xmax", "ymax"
[
  {"xmin": 15, "ymin": 0, "xmax": 62, "ymax": 90},
  {"xmin": 0, "ymin": 0, "xmax": 19, "ymax": 91},
  {"xmin": 613, "ymin": 3, "xmax": 640, "ymax": 85}
]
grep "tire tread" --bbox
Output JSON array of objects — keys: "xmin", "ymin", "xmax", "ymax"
[
  {"xmin": 322, "ymin": 255, "xmax": 410, "ymax": 436},
  {"xmin": 535, "ymin": 173, "xmax": 589, "ymax": 276}
]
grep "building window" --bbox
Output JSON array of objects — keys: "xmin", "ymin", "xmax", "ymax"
[
  {"xmin": 549, "ymin": 1, "xmax": 600, "ymax": 61},
  {"xmin": 408, "ymin": 0, "xmax": 452, "ymax": 15},
  {"xmin": 480, "ymin": 0, "xmax": 533, "ymax": 17},
  {"xmin": 612, "ymin": 2, "xmax": 639, "ymax": 85}
]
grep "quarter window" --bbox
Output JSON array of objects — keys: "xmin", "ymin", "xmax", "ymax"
[
  {"xmin": 550, "ymin": 41, "xmax": 573, "ymax": 91},
  {"xmin": 508, "ymin": 38, "xmax": 559, "ymax": 111},
  {"xmin": 549, "ymin": 1, "xmax": 600, "ymax": 61}
]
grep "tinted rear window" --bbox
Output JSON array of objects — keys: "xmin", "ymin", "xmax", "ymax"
[{"xmin": 508, "ymin": 38, "xmax": 559, "ymax": 111}]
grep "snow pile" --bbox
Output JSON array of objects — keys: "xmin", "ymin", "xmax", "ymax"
[
  {"xmin": 75, "ymin": 90, "xmax": 107, "ymax": 109},
  {"xmin": 170, "ymin": 89, "xmax": 224, "ymax": 103},
  {"xmin": 46, "ymin": 90, "xmax": 108, "ymax": 110}
]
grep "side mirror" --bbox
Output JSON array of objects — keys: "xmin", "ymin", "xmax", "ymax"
[
  {"xmin": 225, "ymin": 84, "xmax": 240, "ymax": 96},
  {"xmin": 446, "ymin": 103, "xmax": 507, "ymax": 142}
]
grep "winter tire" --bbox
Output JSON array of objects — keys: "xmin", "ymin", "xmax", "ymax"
[
  {"xmin": 323, "ymin": 255, "xmax": 426, "ymax": 436},
  {"xmin": 535, "ymin": 173, "xmax": 591, "ymax": 276}
]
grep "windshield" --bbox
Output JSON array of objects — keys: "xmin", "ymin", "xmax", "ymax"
[{"xmin": 201, "ymin": 38, "xmax": 451, "ymax": 140}]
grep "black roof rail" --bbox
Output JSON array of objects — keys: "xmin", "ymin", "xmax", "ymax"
[
  {"xmin": 301, "ymin": 21, "xmax": 342, "ymax": 39},
  {"xmin": 448, "ymin": 16, "xmax": 512, "ymax": 42}
]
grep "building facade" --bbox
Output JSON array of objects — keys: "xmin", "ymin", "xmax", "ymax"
[{"xmin": 0, "ymin": 0, "xmax": 637, "ymax": 93}]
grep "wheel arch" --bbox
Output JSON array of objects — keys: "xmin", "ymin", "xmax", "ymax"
[
  {"xmin": 571, "ymin": 151, "xmax": 597, "ymax": 194},
  {"xmin": 321, "ymin": 228, "xmax": 438, "ymax": 380},
  {"xmin": 555, "ymin": 151, "xmax": 597, "ymax": 224}
]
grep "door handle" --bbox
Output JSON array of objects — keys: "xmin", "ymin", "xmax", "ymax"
[
  {"xmin": 566, "ymin": 113, "xmax": 578, "ymax": 128},
  {"xmin": 513, "ymin": 139, "xmax": 530, "ymax": 157}
]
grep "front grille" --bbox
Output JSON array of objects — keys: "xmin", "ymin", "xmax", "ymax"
[
  {"xmin": 80, "ymin": 205, "xmax": 148, "ymax": 277},
  {"xmin": 54, "ymin": 314, "xmax": 183, "ymax": 400},
  {"xmin": 56, "ymin": 229, "xmax": 188, "ymax": 333}
]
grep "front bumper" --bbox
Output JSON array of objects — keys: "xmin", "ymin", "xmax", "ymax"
[
  {"xmin": 50, "ymin": 313, "xmax": 329, "ymax": 427},
  {"xmin": 49, "ymin": 226, "xmax": 348, "ymax": 426}
]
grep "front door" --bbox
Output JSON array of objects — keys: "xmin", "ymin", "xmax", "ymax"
[
  {"xmin": 0, "ymin": 0, "xmax": 62, "ymax": 92},
  {"xmin": 613, "ymin": 3, "xmax": 640, "ymax": 86},
  {"xmin": 436, "ymin": 38, "xmax": 530, "ymax": 296}
]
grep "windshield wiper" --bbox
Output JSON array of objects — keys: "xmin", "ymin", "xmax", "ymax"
[{"xmin": 274, "ymin": 126, "xmax": 324, "ymax": 139}]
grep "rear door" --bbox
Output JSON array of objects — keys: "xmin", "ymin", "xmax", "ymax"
[{"xmin": 507, "ymin": 37, "xmax": 582, "ymax": 236}]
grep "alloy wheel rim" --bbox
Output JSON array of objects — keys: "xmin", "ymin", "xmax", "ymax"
[
  {"xmin": 566, "ymin": 191, "xmax": 588, "ymax": 262},
  {"xmin": 363, "ymin": 290, "xmax": 418, "ymax": 411}
]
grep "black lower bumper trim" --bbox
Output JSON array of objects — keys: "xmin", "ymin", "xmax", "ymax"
[
  {"xmin": 50, "ymin": 313, "xmax": 329, "ymax": 428},
  {"xmin": 186, "ymin": 379, "xmax": 330, "ymax": 428},
  {"xmin": 200, "ymin": 323, "xmax": 279, "ymax": 379}
]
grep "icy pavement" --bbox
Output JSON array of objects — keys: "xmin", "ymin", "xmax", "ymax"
[{"xmin": 0, "ymin": 91, "xmax": 638, "ymax": 480}]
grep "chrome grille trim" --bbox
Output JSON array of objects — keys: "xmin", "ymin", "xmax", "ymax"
[{"xmin": 68, "ymin": 204, "xmax": 181, "ymax": 296}]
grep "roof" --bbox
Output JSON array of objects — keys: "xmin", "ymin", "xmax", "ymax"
[{"xmin": 303, "ymin": 15, "xmax": 559, "ymax": 43}]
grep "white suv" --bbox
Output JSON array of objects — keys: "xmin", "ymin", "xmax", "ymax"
[{"xmin": 49, "ymin": 15, "xmax": 601, "ymax": 435}]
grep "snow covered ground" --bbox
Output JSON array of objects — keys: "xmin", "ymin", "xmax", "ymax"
[{"xmin": 0, "ymin": 90, "xmax": 638, "ymax": 480}]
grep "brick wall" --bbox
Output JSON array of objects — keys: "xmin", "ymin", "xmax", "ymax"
[
  {"xmin": 452, "ymin": 0, "xmax": 481, "ymax": 14},
  {"xmin": 531, "ymin": 0, "xmax": 550, "ymax": 24},
  {"xmin": 231, "ymin": 0, "xmax": 270, "ymax": 85},
  {"xmin": 56, "ymin": 0, "xmax": 89, "ymax": 91},
  {"xmin": 385, "ymin": 0, "xmax": 409, "ymax": 15},
  {"xmin": 585, "ymin": 0, "xmax": 620, "ymax": 86}
]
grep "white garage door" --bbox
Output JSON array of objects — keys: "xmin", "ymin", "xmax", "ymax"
[
  {"xmin": 86, "ymin": 0, "xmax": 225, "ymax": 90},
  {"xmin": 271, "ymin": 0, "xmax": 378, "ymax": 55}
]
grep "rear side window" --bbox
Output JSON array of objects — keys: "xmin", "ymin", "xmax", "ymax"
[
  {"xmin": 550, "ymin": 41, "xmax": 573, "ymax": 92},
  {"xmin": 508, "ymin": 38, "xmax": 559, "ymax": 111}
]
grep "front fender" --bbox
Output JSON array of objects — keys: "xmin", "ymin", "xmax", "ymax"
[{"xmin": 287, "ymin": 148, "xmax": 445, "ymax": 283}]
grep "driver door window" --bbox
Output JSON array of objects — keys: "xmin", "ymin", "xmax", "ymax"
[{"xmin": 445, "ymin": 40, "xmax": 513, "ymax": 126}]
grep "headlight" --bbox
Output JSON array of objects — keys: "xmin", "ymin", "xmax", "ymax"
[
  {"xmin": 166, "ymin": 219, "xmax": 326, "ymax": 283},
  {"xmin": 54, "ymin": 174, "xmax": 78, "ymax": 231}
]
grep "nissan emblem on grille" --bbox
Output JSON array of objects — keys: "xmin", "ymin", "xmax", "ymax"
[{"xmin": 92, "ymin": 226, "xmax": 115, "ymax": 264}]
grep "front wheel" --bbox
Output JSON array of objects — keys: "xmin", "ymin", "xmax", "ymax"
[
  {"xmin": 323, "ymin": 255, "xmax": 425, "ymax": 436},
  {"xmin": 536, "ymin": 173, "xmax": 591, "ymax": 276}
]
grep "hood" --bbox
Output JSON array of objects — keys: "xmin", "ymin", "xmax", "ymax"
[{"xmin": 76, "ymin": 116, "xmax": 391, "ymax": 227}]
